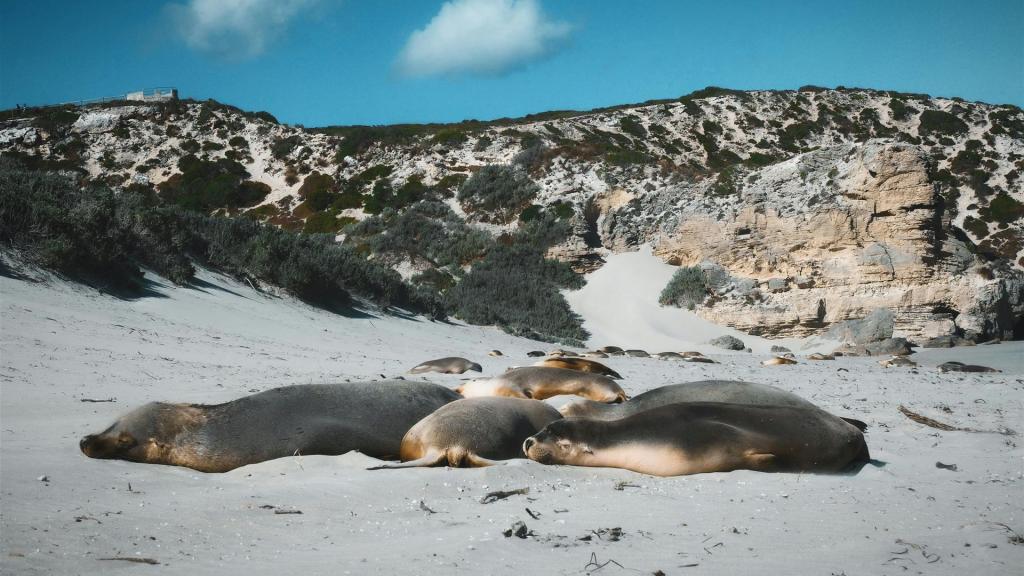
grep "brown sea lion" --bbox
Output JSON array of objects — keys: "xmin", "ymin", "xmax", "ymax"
[
  {"xmin": 80, "ymin": 382, "xmax": 462, "ymax": 473},
  {"xmin": 547, "ymin": 349, "xmax": 581, "ymax": 358},
  {"xmin": 408, "ymin": 357, "xmax": 482, "ymax": 375},
  {"xmin": 559, "ymin": 380, "xmax": 821, "ymax": 420},
  {"xmin": 584, "ymin": 351, "xmax": 609, "ymax": 358},
  {"xmin": 533, "ymin": 357, "xmax": 622, "ymax": 379},
  {"xmin": 526, "ymin": 350, "xmax": 546, "ymax": 357},
  {"xmin": 488, "ymin": 350, "xmax": 503, "ymax": 357},
  {"xmin": 654, "ymin": 352, "xmax": 685, "ymax": 360},
  {"xmin": 524, "ymin": 403, "xmax": 870, "ymax": 476},
  {"xmin": 369, "ymin": 398, "xmax": 561, "ymax": 468},
  {"xmin": 598, "ymin": 346, "xmax": 624, "ymax": 354},
  {"xmin": 456, "ymin": 367, "xmax": 628, "ymax": 403},
  {"xmin": 624, "ymin": 349, "xmax": 650, "ymax": 357},
  {"xmin": 807, "ymin": 353, "xmax": 835, "ymax": 361},
  {"xmin": 761, "ymin": 356, "xmax": 798, "ymax": 366},
  {"xmin": 880, "ymin": 356, "xmax": 917, "ymax": 368},
  {"xmin": 937, "ymin": 361, "xmax": 1000, "ymax": 373}
]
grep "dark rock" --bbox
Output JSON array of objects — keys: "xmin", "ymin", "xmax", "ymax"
[
  {"xmin": 825, "ymin": 309, "xmax": 894, "ymax": 344},
  {"xmin": 709, "ymin": 335, "xmax": 745, "ymax": 350},
  {"xmin": 937, "ymin": 361, "xmax": 1000, "ymax": 373},
  {"xmin": 921, "ymin": 335, "xmax": 975, "ymax": 348}
]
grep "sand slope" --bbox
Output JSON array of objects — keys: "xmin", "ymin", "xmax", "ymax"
[{"xmin": 1, "ymin": 270, "xmax": 1022, "ymax": 575}]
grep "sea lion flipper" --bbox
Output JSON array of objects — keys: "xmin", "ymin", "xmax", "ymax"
[
  {"xmin": 744, "ymin": 451, "xmax": 778, "ymax": 470},
  {"xmin": 462, "ymin": 453, "xmax": 504, "ymax": 468},
  {"xmin": 841, "ymin": 417, "xmax": 868, "ymax": 432},
  {"xmin": 366, "ymin": 452, "xmax": 446, "ymax": 470}
]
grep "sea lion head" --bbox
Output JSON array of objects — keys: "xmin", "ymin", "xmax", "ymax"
[
  {"xmin": 80, "ymin": 402, "xmax": 202, "ymax": 464},
  {"xmin": 522, "ymin": 419, "xmax": 598, "ymax": 465}
]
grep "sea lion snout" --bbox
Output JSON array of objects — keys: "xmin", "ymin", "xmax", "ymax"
[
  {"xmin": 79, "ymin": 435, "xmax": 97, "ymax": 456},
  {"xmin": 522, "ymin": 436, "xmax": 536, "ymax": 454}
]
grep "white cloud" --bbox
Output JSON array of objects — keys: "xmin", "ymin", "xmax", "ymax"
[
  {"xmin": 168, "ymin": 0, "xmax": 317, "ymax": 59},
  {"xmin": 397, "ymin": 0, "xmax": 572, "ymax": 77}
]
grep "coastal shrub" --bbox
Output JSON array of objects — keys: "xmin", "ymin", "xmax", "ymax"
[
  {"xmin": 659, "ymin": 266, "xmax": 709, "ymax": 310},
  {"xmin": 457, "ymin": 165, "xmax": 539, "ymax": 224},
  {"xmin": 918, "ymin": 110, "xmax": 968, "ymax": 137},
  {"xmin": 619, "ymin": 116, "xmax": 647, "ymax": 138},
  {"xmin": 0, "ymin": 158, "xmax": 433, "ymax": 314},
  {"xmin": 298, "ymin": 172, "xmax": 337, "ymax": 210}
]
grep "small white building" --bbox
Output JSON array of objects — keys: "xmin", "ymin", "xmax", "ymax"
[{"xmin": 126, "ymin": 88, "xmax": 178, "ymax": 102}]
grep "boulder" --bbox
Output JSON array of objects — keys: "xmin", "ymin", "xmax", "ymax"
[
  {"xmin": 921, "ymin": 335, "xmax": 975, "ymax": 348},
  {"xmin": 708, "ymin": 335, "xmax": 745, "ymax": 350},
  {"xmin": 825, "ymin": 309, "xmax": 894, "ymax": 345}
]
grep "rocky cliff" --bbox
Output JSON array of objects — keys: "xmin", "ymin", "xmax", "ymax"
[{"xmin": 2, "ymin": 87, "xmax": 1021, "ymax": 341}]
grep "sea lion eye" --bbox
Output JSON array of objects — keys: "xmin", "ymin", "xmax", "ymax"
[
  {"xmin": 116, "ymin": 434, "xmax": 136, "ymax": 448},
  {"xmin": 556, "ymin": 439, "xmax": 572, "ymax": 451}
]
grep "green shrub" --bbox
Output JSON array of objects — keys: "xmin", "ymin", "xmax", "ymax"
[
  {"xmin": 181, "ymin": 139, "xmax": 201, "ymax": 154},
  {"xmin": 202, "ymin": 141, "xmax": 225, "ymax": 152},
  {"xmin": 619, "ymin": 116, "xmax": 647, "ymax": 138},
  {"xmin": 158, "ymin": 156, "xmax": 266, "ymax": 211},
  {"xmin": 229, "ymin": 136, "xmax": 248, "ymax": 149},
  {"xmin": 298, "ymin": 172, "xmax": 336, "ymax": 211},
  {"xmin": 918, "ymin": 110, "xmax": 968, "ymax": 137},
  {"xmin": 457, "ymin": 165, "xmax": 539, "ymax": 224},
  {"xmin": 270, "ymin": 135, "xmax": 301, "ymax": 160},
  {"xmin": 659, "ymin": 266, "xmax": 709, "ymax": 309},
  {"xmin": 302, "ymin": 211, "xmax": 345, "ymax": 234},
  {"xmin": 980, "ymin": 193, "xmax": 1024, "ymax": 224}
]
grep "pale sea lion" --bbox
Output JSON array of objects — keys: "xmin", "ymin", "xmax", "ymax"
[
  {"xmin": 369, "ymin": 397, "xmax": 561, "ymax": 468},
  {"xmin": 408, "ymin": 357, "xmax": 482, "ymax": 375},
  {"xmin": 584, "ymin": 351, "xmax": 609, "ymax": 358},
  {"xmin": 761, "ymin": 356, "xmax": 798, "ymax": 366},
  {"xmin": 526, "ymin": 350, "xmax": 546, "ymax": 357},
  {"xmin": 80, "ymin": 382, "xmax": 461, "ymax": 473},
  {"xmin": 807, "ymin": 353, "xmax": 835, "ymax": 361},
  {"xmin": 488, "ymin": 350, "xmax": 503, "ymax": 357},
  {"xmin": 654, "ymin": 352, "xmax": 685, "ymax": 360},
  {"xmin": 880, "ymin": 356, "xmax": 917, "ymax": 368},
  {"xmin": 680, "ymin": 351, "xmax": 705, "ymax": 358},
  {"xmin": 533, "ymin": 357, "xmax": 622, "ymax": 379},
  {"xmin": 559, "ymin": 380, "xmax": 820, "ymax": 420},
  {"xmin": 524, "ymin": 402, "xmax": 870, "ymax": 476},
  {"xmin": 937, "ymin": 361, "xmax": 1000, "ymax": 373},
  {"xmin": 624, "ymin": 349, "xmax": 650, "ymax": 358},
  {"xmin": 456, "ymin": 367, "xmax": 628, "ymax": 403},
  {"xmin": 599, "ymin": 346, "xmax": 624, "ymax": 354},
  {"xmin": 684, "ymin": 356, "xmax": 717, "ymax": 364},
  {"xmin": 548, "ymin": 349, "xmax": 581, "ymax": 358}
]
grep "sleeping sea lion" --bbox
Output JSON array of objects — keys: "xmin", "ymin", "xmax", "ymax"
[
  {"xmin": 524, "ymin": 402, "xmax": 870, "ymax": 476},
  {"xmin": 654, "ymin": 352, "xmax": 685, "ymax": 360},
  {"xmin": 624, "ymin": 349, "xmax": 650, "ymax": 358},
  {"xmin": 369, "ymin": 397, "xmax": 561, "ymax": 468},
  {"xmin": 456, "ymin": 367, "xmax": 627, "ymax": 403},
  {"xmin": 880, "ymin": 356, "xmax": 917, "ymax": 368},
  {"xmin": 807, "ymin": 353, "xmax": 835, "ymax": 361},
  {"xmin": 559, "ymin": 380, "xmax": 820, "ymax": 420},
  {"xmin": 526, "ymin": 350, "xmax": 546, "ymax": 357},
  {"xmin": 408, "ymin": 357, "xmax": 482, "ymax": 375},
  {"xmin": 937, "ymin": 361, "xmax": 1000, "ymax": 373},
  {"xmin": 533, "ymin": 357, "xmax": 622, "ymax": 379},
  {"xmin": 80, "ymin": 381, "xmax": 461, "ymax": 472},
  {"xmin": 761, "ymin": 356, "xmax": 798, "ymax": 366}
]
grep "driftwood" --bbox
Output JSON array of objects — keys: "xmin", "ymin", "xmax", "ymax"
[
  {"xmin": 898, "ymin": 405, "xmax": 1016, "ymax": 436},
  {"xmin": 480, "ymin": 487, "xmax": 529, "ymax": 504}
]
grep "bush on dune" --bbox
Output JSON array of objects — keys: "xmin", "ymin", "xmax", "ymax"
[{"xmin": 0, "ymin": 157, "xmax": 434, "ymax": 314}]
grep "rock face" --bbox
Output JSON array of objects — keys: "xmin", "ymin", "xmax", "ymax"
[{"xmin": 606, "ymin": 142, "xmax": 1024, "ymax": 341}]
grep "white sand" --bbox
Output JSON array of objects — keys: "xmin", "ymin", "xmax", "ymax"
[
  {"xmin": 564, "ymin": 247, "xmax": 814, "ymax": 354},
  {"xmin": 2, "ymin": 269, "xmax": 1023, "ymax": 575}
]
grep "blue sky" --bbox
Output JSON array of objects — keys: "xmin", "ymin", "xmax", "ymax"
[{"xmin": 1, "ymin": 0, "xmax": 1021, "ymax": 126}]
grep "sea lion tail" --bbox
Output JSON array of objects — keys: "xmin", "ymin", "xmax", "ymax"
[{"xmin": 367, "ymin": 452, "xmax": 446, "ymax": 470}]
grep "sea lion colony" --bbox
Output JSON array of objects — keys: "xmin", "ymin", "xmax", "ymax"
[{"xmin": 82, "ymin": 347, "xmax": 882, "ymax": 476}]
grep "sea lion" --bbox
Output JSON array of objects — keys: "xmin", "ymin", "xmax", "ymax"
[
  {"xmin": 408, "ymin": 357, "xmax": 482, "ymax": 375},
  {"xmin": 559, "ymin": 380, "xmax": 820, "ymax": 420},
  {"xmin": 80, "ymin": 382, "xmax": 461, "ymax": 473},
  {"xmin": 680, "ymin": 351, "xmax": 705, "ymax": 358},
  {"xmin": 807, "ymin": 353, "xmax": 835, "ymax": 361},
  {"xmin": 684, "ymin": 356, "xmax": 717, "ymax": 364},
  {"xmin": 584, "ymin": 351, "xmax": 609, "ymax": 358},
  {"xmin": 937, "ymin": 361, "xmax": 1000, "ymax": 373},
  {"xmin": 654, "ymin": 352, "xmax": 685, "ymax": 360},
  {"xmin": 524, "ymin": 402, "xmax": 870, "ymax": 476},
  {"xmin": 456, "ymin": 367, "xmax": 628, "ymax": 403},
  {"xmin": 548, "ymin": 349, "xmax": 581, "ymax": 358},
  {"xmin": 761, "ymin": 356, "xmax": 798, "ymax": 366},
  {"xmin": 880, "ymin": 356, "xmax": 917, "ymax": 368},
  {"xmin": 369, "ymin": 397, "xmax": 561, "ymax": 468},
  {"xmin": 599, "ymin": 346, "xmax": 624, "ymax": 354},
  {"xmin": 533, "ymin": 357, "xmax": 622, "ymax": 379},
  {"xmin": 624, "ymin": 349, "xmax": 650, "ymax": 358},
  {"xmin": 488, "ymin": 350, "xmax": 503, "ymax": 357},
  {"xmin": 526, "ymin": 350, "xmax": 546, "ymax": 357}
]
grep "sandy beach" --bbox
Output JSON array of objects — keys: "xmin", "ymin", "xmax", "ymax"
[{"xmin": 2, "ymin": 255, "xmax": 1022, "ymax": 575}]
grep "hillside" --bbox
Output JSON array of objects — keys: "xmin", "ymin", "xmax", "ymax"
[{"xmin": 2, "ymin": 86, "xmax": 1022, "ymax": 342}]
